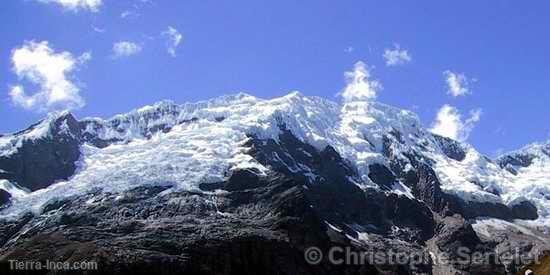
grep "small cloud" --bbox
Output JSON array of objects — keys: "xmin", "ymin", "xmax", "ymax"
[
  {"xmin": 36, "ymin": 0, "xmax": 102, "ymax": 12},
  {"xmin": 444, "ymin": 70, "xmax": 470, "ymax": 97},
  {"xmin": 92, "ymin": 25, "xmax": 105, "ymax": 33},
  {"xmin": 339, "ymin": 61, "xmax": 382, "ymax": 102},
  {"xmin": 77, "ymin": 51, "xmax": 92, "ymax": 64},
  {"xmin": 344, "ymin": 46, "xmax": 355, "ymax": 53},
  {"xmin": 383, "ymin": 44, "xmax": 411, "ymax": 66},
  {"xmin": 161, "ymin": 26, "xmax": 183, "ymax": 57},
  {"xmin": 120, "ymin": 10, "xmax": 139, "ymax": 19},
  {"xmin": 112, "ymin": 41, "xmax": 142, "ymax": 58},
  {"xmin": 142, "ymin": 34, "xmax": 155, "ymax": 41},
  {"xmin": 494, "ymin": 126, "xmax": 505, "ymax": 136},
  {"xmin": 430, "ymin": 104, "xmax": 482, "ymax": 142},
  {"xmin": 8, "ymin": 41, "xmax": 87, "ymax": 111}
]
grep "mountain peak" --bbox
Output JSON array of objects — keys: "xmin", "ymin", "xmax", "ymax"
[{"xmin": 0, "ymin": 110, "xmax": 77, "ymax": 156}]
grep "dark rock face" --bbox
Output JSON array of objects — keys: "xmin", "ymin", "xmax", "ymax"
[
  {"xmin": 432, "ymin": 134, "xmax": 466, "ymax": 162},
  {"xmin": 441, "ymin": 195, "xmax": 539, "ymax": 221},
  {"xmin": 368, "ymin": 164, "xmax": 396, "ymax": 190},
  {"xmin": 0, "ymin": 113, "xmax": 82, "ymax": 191},
  {"xmin": 383, "ymin": 193, "xmax": 435, "ymax": 242},
  {"xmin": 246, "ymin": 127, "xmax": 436, "ymax": 243},
  {"xmin": 222, "ymin": 169, "xmax": 264, "ymax": 191},
  {"xmin": 497, "ymin": 153, "xmax": 536, "ymax": 169},
  {"xmin": 429, "ymin": 215, "xmax": 506, "ymax": 275},
  {"xmin": 246, "ymin": 126, "xmax": 356, "ymax": 185},
  {"xmin": 0, "ymin": 190, "xmax": 10, "ymax": 208},
  {"xmin": 511, "ymin": 201, "xmax": 539, "ymax": 220},
  {"xmin": 408, "ymin": 162, "xmax": 446, "ymax": 213},
  {"xmin": 79, "ymin": 119, "xmax": 123, "ymax": 148}
]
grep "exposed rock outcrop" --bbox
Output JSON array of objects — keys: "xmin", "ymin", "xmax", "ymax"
[
  {"xmin": 0, "ymin": 190, "xmax": 10, "ymax": 209},
  {"xmin": 0, "ymin": 113, "xmax": 81, "ymax": 191},
  {"xmin": 433, "ymin": 134, "xmax": 467, "ymax": 162}
]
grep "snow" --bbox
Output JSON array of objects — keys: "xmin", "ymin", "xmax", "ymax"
[
  {"xmin": 325, "ymin": 221, "xmax": 343, "ymax": 233},
  {"xmin": 472, "ymin": 218, "xmax": 546, "ymax": 241},
  {"xmin": 0, "ymin": 180, "xmax": 29, "ymax": 199},
  {"xmin": 423, "ymin": 145, "xmax": 506, "ymax": 204},
  {"xmin": 345, "ymin": 223, "xmax": 373, "ymax": 243},
  {"xmin": 0, "ymin": 92, "xmax": 549, "ymax": 229},
  {"xmin": 425, "ymin": 140, "xmax": 550, "ymax": 228},
  {"xmin": 391, "ymin": 181, "xmax": 415, "ymax": 199}
]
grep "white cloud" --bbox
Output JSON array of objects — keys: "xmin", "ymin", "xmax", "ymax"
[
  {"xmin": 383, "ymin": 44, "xmax": 411, "ymax": 66},
  {"xmin": 37, "ymin": 0, "xmax": 102, "ymax": 12},
  {"xmin": 8, "ymin": 41, "xmax": 87, "ymax": 111},
  {"xmin": 120, "ymin": 10, "xmax": 139, "ymax": 19},
  {"xmin": 161, "ymin": 27, "xmax": 183, "ymax": 57},
  {"xmin": 344, "ymin": 46, "xmax": 355, "ymax": 53},
  {"xmin": 92, "ymin": 25, "xmax": 105, "ymax": 33},
  {"xmin": 112, "ymin": 41, "xmax": 142, "ymax": 58},
  {"xmin": 78, "ymin": 51, "xmax": 92, "ymax": 64},
  {"xmin": 339, "ymin": 61, "xmax": 382, "ymax": 102},
  {"xmin": 444, "ymin": 70, "xmax": 470, "ymax": 97},
  {"xmin": 430, "ymin": 104, "xmax": 482, "ymax": 142}
]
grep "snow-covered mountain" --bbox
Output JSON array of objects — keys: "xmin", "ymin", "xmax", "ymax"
[
  {"xmin": 0, "ymin": 92, "xmax": 547, "ymax": 224},
  {"xmin": 0, "ymin": 92, "xmax": 548, "ymax": 274}
]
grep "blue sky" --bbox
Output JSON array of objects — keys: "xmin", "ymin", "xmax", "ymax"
[{"xmin": 1, "ymin": 0, "xmax": 550, "ymax": 156}]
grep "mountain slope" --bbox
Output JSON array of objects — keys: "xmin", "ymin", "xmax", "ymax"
[{"xmin": 0, "ymin": 92, "xmax": 548, "ymax": 274}]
